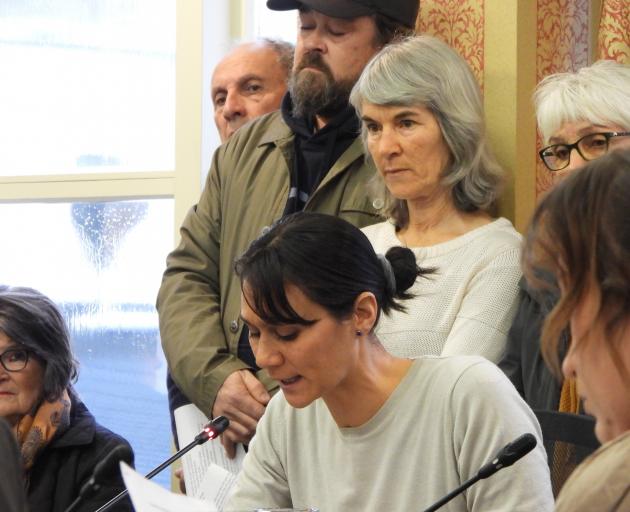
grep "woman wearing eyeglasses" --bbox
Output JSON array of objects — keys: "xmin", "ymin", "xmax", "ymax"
[
  {"xmin": 500, "ymin": 60, "xmax": 630, "ymax": 416},
  {"xmin": 523, "ymin": 149, "xmax": 630, "ymax": 511},
  {"xmin": 0, "ymin": 285, "xmax": 133, "ymax": 512}
]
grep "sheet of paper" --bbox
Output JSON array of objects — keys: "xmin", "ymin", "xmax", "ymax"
[
  {"xmin": 121, "ymin": 462, "xmax": 217, "ymax": 512},
  {"xmin": 174, "ymin": 403, "xmax": 245, "ymax": 498},
  {"xmin": 195, "ymin": 463, "xmax": 239, "ymax": 510}
]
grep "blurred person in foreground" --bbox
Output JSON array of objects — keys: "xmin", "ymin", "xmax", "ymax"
[
  {"xmin": 0, "ymin": 417, "xmax": 27, "ymax": 512},
  {"xmin": 522, "ymin": 149, "xmax": 630, "ymax": 511},
  {"xmin": 211, "ymin": 39, "xmax": 293, "ymax": 143},
  {"xmin": 350, "ymin": 35, "xmax": 522, "ymax": 363},
  {"xmin": 500, "ymin": 60, "xmax": 630, "ymax": 413},
  {"xmin": 0, "ymin": 285, "xmax": 133, "ymax": 512},
  {"xmin": 225, "ymin": 212, "xmax": 553, "ymax": 512},
  {"xmin": 158, "ymin": 0, "xmax": 418, "ymax": 458}
]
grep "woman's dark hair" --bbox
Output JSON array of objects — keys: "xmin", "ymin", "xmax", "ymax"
[
  {"xmin": 0, "ymin": 285, "xmax": 78, "ymax": 401},
  {"xmin": 234, "ymin": 213, "xmax": 427, "ymax": 330},
  {"xmin": 523, "ymin": 148, "xmax": 630, "ymax": 380}
]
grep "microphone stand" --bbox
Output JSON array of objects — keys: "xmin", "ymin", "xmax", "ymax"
[
  {"xmin": 422, "ymin": 433, "xmax": 537, "ymax": 512},
  {"xmin": 93, "ymin": 415, "xmax": 229, "ymax": 512},
  {"xmin": 423, "ymin": 475, "xmax": 481, "ymax": 512},
  {"xmin": 65, "ymin": 445, "xmax": 133, "ymax": 512}
]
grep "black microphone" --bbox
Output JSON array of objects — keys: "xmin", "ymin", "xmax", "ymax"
[
  {"xmin": 93, "ymin": 415, "xmax": 230, "ymax": 512},
  {"xmin": 477, "ymin": 432, "xmax": 537, "ymax": 478},
  {"xmin": 65, "ymin": 445, "xmax": 133, "ymax": 512},
  {"xmin": 423, "ymin": 433, "xmax": 537, "ymax": 512}
]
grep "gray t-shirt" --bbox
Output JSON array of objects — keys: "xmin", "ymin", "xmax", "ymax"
[{"xmin": 226, "ymin": 356, "xmax": 553, "ymax": 512}]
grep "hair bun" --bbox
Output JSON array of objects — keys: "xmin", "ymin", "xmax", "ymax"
[{"xmin": 385, "ymin": 246, "xmax": 420, "ymax": 294}]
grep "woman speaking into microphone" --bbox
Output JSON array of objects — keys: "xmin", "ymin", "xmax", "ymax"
[{"xmin": 225, "ymin": 213, "xmax": 552, "ymax": 512}]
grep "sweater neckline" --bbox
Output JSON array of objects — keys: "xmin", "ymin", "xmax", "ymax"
[
  {"xmin": 334, "ymin": 359, "xmax": 422, "ymax": 439},
  {"xmin": 380, "ymin": 217, "xmax": 513, "ymax": 258}
]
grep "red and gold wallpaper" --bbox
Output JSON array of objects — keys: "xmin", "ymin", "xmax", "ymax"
[
  {"xmin": 416, "ymin": 0, "xmax": 485, "ymax": 88},
  {"xmin": 415, "ymin": 1, "xmax": 627, "ymax": 204},
  {"xmin": 598, "ymin": 0, "xmax": 630, "ymax": 62},
  {"xmin": 535, "ymin": 0, "xmax": 590, "ymax": 197}
]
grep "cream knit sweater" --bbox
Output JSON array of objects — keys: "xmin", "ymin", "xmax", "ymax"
[{"xmin": 362, "ymin": 217, "xmax": 522, "ymax": 363}]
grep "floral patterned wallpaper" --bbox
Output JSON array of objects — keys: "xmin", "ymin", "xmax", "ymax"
[
  {"xmin": 416, "ymin": 0, "xmax": 485, "ymax": 88},
  {"xmin": 535, "ymin": 0, "xmax": 590, "ymax": 196},
  {"xmin": 415, "ymin": 0, "xmax": 627, "ymax": 199},
  {"xmin": 598, "ymin": 0, "xmax": 630, "ymax": 62}
]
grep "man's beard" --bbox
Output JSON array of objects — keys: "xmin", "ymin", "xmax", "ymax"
[{"xmin": 288, "ymin": 52, "xmax": 357, "ymax": 120}]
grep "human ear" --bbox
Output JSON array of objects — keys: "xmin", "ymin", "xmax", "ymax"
[{"xmin": 352, "ymin": 291, "xmax": 378, "ymax": 334}]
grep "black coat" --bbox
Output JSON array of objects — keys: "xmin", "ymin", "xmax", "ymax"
[
  {"xmin": 26, "ymin": 395, "xmax": 134, "ymax": 512},
  {"xmin": 499, "ymin": 277, "xmax": 565, "ymax": 411},
  {"xmin": 0, "ymin": 418, "xmax": 28, "ymax": 512}
]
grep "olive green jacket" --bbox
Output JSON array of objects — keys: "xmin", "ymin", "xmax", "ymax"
[{"xmin": 157, "ymin": 111, "xmax": 381, "ymax": 415}]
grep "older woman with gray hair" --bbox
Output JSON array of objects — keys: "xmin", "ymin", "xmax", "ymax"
[
  {"xmin": 0, "ymin": 285, "xmax": 133, "ymax": 512},
  {"xmin": 349, "ymin": 35, "xmax": 521, "ymax": 362}
]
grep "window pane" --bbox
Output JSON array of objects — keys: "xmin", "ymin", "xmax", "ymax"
[
  {"xmin": 249, "ymin": 0, "xmax": 297, "ymax": 42},
  {"xmin": 0, "ymin": 199, "xmax": 173, "ymax": 487},
  {"xmin": 0, "ymin": 0, "xmax": 175, "ymax": 176}
]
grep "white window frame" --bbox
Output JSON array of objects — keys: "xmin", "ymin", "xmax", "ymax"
[{"xmin": 0, "ymin": 0, "xmax": 231, "ymax": 246}]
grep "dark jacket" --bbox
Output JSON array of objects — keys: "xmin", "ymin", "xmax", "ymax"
[
  {"xmin": 27, "ymin": 396, "xmax": 134, "ymax": 512},
  {"xmin": 0, "ymin": 418, "xmax": 28, "ymax": 512},
  {"xmin": 499, "ymin": 277, "xmax": 565, "ymax": 410}
]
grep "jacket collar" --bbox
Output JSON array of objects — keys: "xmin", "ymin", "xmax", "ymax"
[
  {"xmin": 51, "ymin": 395, "xmax": 96, "ymax": 448},
  {"xmin": 317, "ymin": 137, "xmax": 366, "ymax": 189},
  {"xmin": 258, "ymin": 112, "xmax": 294, "ymax": 147},
  {"xmin": 257, "ymin": 104, "xmax": 368, "ymax": 188}
]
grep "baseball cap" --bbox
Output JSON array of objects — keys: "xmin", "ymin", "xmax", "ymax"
[{"xmin": 266, "ymin": 0, "xmax": 419, "ymax": 29}]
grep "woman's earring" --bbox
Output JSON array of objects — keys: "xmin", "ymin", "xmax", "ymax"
[{"xmin": 355, "ymin": 330, "xmax": 363, "ymax": 336}]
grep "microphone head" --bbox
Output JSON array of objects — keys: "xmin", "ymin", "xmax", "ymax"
[
  {"xmin": 211, "ymin": 415, "xmax": 230, "ymax": 435},
  {"xmin": 93, "ymin": 444, "xmax": 134, "ymax": 482},
  {"xmin": 477, "ymin": 433, "xmax": 537, "ymax": 480},
  {"xmin": 497, "ymin": 433, "xmax": 537, "ymax": 468},
  {"xmin": 78, "ymin": 444, "xmax": 133, "ymax": 501},
  {"xmin": 195, "ymin": 415, "xmax": 230, "ymax": 444}
]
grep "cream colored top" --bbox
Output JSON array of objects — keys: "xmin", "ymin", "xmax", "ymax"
[{"xmin": 362, "ymin": 218, "xmax": 522, "ymax": 363}]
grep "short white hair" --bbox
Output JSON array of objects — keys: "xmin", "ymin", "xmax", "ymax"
[{"xmin": 535, "ymin": 60, "xmax": 630, "ymax": 144}]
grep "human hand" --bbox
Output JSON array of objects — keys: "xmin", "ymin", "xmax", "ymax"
[
  {"xmin": 174, "ymin": 467, "xmax": 186, "ymax": 494},
  {"xmin": 212, "ymin": 370, "xmax": 270, "ymax": 458}
]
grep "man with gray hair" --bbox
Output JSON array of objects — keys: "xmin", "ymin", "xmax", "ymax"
[
  {"xmin": 158, "ymin": 0, "xmax": 418, "ymax": 458},
  {"xmin": 211, "ymin": 39, "xmax": 294, "ymax": 142},
  {"xmin": 166, "ymin": 39, "xmax": 293, "ymax": 445}
]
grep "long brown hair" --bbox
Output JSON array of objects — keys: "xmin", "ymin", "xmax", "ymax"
[{"xmin": 523, "ymin": 148, "xmax": 630, "ymax": 380}]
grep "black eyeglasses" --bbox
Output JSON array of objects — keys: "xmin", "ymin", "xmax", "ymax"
[
  {"xmin": 539, "ymin": 131, "xmax": 630, "ymax": 171},
  {"xmin": 0, "ymin": 348, "xmax": 31, "ymax": 372}
]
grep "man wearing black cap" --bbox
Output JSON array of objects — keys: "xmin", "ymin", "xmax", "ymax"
[{"xmin": 158, "ymin": 0, "xmax": 418, "ymax": 458}]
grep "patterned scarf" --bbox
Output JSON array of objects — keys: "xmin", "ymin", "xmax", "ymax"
[{"xmin": 14, "ymin": 389, "xmax": 71, "ymax": 471}]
